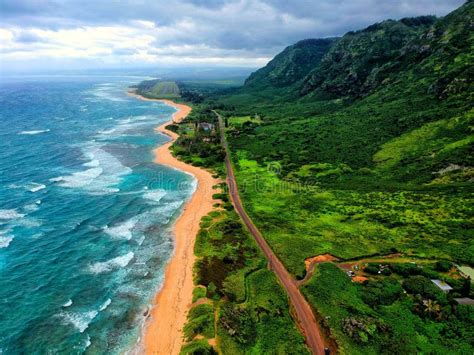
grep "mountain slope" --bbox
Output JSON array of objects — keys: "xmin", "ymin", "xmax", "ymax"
[
  {"xmin": 245, "ymin": 38, "xmax": 337, "ymax": 89},
  {"xmin": 222, "ymin": 0, "xmax": 473, "ymax": 185},
  {"xmin": 301, "ymin": 16, "xmax": 436, "ymax": 98},
  {"xmin": 170, "ymin": 2, "xmax": 473, "ymax": 353}
]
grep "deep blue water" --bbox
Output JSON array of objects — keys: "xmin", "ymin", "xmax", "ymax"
[{"xmin": 0, "ymin": 75, "xmax": 195, "ymax": 353}]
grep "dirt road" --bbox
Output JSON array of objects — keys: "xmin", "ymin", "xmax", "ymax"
[{"xmin": 215, "ymin": 112, "xmax": 328, "ymax": 355}]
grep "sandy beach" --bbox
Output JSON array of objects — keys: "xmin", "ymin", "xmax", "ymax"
[{"xmin": 129, "ymin": 91, "xmax": 219, "ymax": 354}]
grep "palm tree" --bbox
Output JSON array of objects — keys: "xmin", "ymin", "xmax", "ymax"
[{"xmin": 423, "ymin": 299, "xmax": 441, "ymax": 319}]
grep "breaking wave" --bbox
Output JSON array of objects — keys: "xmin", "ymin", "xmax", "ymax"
[
  {"xmin": 18, "ymin": 129, "xmax": 50, "ymax": 135},
  {"xmin": 89, "ymin": 252, "xmax": 134, "ymax": 274}
]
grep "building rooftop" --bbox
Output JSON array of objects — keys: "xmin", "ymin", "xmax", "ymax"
[
  {"xmin": 454, "ymin": 298, "xmax": 474, "ymax": 306},
  {"xmin": 431, "ymin": 279, "xmax": 453, "ymax": 292}
]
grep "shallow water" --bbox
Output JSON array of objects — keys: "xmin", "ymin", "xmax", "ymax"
[{"xmin": 0, "ymin": 75, "xmax": 194, "ymax": 353}]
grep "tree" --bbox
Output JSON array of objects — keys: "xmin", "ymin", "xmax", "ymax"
[
  {"xmin": 435, "ymin": 260, "xmax": 453, "ymax": 272},
  {"xmin": 423, "ymin": 299, "xmax": 441, "ymax": 319},
  {"xmin": 461, "ymin": 277, "xmax": 471, "ymax": 297}
]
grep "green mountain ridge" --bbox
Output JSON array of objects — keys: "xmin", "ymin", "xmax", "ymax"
[
  {"xmin": 221, "ymin": 0, "xmax": 473, "ymax": 186},
  {"xmin": 300, "ymin": 16, "xmax": 437, "ymax": 98},
  {"xmin": 167, "ymin": 2, "xmax": 473, "ymax": 354},
  {"xmin": 245, "ymin": 38, "xmax": 337, "ymax": 89}
]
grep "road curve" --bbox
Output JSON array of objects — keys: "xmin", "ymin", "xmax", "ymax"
[{"xmin": 215, "ymin": 112, "xmax": 327, "ymax": 355}]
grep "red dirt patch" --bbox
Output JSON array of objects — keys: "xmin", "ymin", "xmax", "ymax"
[
  {"xmin": 298, "ymin": 254, "xmax": 340, "ymax": 286},
  {"xmin": 338, "ymin": 262, "xmax": 357, "ymax": 272},
  {"xmin": 305, "ymin": 254, "xmax": 338, "ymax": 270},
  {"xmin": 352, "ymin": 276, "xmax": 369, "ymax": 283}
]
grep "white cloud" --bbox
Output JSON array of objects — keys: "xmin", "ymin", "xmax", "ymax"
[{"xmin": 0, "ymin": 0, "xmax": 465, "ymax": 71}]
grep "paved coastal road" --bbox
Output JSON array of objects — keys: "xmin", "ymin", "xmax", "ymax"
[{"xmin": 215, "ymin": 112, "xmax": 328, "ymax": 355}]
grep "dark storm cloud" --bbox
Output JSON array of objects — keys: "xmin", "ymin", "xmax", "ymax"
[{"xmin": 0, "ymin": 0, "xmax": 465, "ymax": 70}]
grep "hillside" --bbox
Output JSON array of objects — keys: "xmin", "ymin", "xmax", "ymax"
[
  {"xmin": 245, "ymin": 38, "xmax": 337, "ymax": 89},
  {"xmin": 152, "ymin": 2, "xmax": 473, "ymax": 353},
  {"xmin": 136, "ymin": 79, "xmax": 180, "ymax": 99},
  {"xmin": 208, "ymin": 3, "xmax": 473, "ymax": 352},
  {"xmin": 301, "ymin": 16, "xmax": 436, "ymax": 98},
  {"xmin": 222, "ymin": 0, "xmax": 473, "ymax": 185}
]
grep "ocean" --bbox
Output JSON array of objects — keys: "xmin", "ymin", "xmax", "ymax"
[{"xmin": 0, "ymin": 75, "xmax": 195, "ymax": 353}]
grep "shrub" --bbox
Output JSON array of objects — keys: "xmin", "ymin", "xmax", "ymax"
[
  {"xmin": 219, "ymin": 304, "xmax": 256, "ymax": 345},
  {"xmin": 180, "ymin": 339, "xmax": 217, "ymax": 355},
  {"xmin": 341, "ymin": 317, "xmax": 379, "ymax": 343},
  {"xmin": 183, "ymin": 304, "xmax": 215, "ymax": 340},
  {"xmin": 361, "ymin": 278, "xmax": 403, "ymax": 306},
  {"xmin": 435, "ymin": 260, "xmax": 453, "ymax": 272},
  {"xmin": 402, "ymin": 276, "xmax": 447, "ymax": 304},
  {"xmin": 192, "ymin": 287, "xmax": 207, "ymax": 302},
  {"xmin": 390, "ymin": 263, "xmax": 421, "ymax": 277},
  {"xmin": 364, "ymin": 265, "xmax": 380, "ymax": 275}
]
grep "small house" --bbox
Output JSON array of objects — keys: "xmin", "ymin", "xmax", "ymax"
[
  {"xmin": 454, "ymin": 298, "xmax": 474, "ymax": 306},
  {"xmin": 199, "ymin": 122, "xmax": 215, "ymax": 132},
  {"xmin": 431, "ymin": 279, "xmax": 453, "ymax": 293}
]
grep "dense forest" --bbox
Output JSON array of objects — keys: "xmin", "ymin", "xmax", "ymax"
[{"xmin": 140, "ymin": 2, "xmax": 473, "ymax": 353}]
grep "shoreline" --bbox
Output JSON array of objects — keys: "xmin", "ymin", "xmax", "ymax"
[{"xmin": 128, "ymin": 91, "xmax": 219, "ymax": 354}]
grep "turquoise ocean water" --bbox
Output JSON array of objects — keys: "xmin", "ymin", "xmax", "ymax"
[{"xmin": 0, "ymin": 75, "xmax": 195, "ymax": 353}]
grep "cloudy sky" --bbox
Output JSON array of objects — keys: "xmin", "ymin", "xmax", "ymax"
[{"xmin": 0, "ymin": 0, "xmax": 465, "ymax": 72}]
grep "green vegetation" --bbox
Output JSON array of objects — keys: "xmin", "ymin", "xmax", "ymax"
[
  {"xmin": 168, "ymin": 105, "xmax": 226, "ymax": 175},
  {"xmin": 141, "ymin": 2, "xmax": 474, "ymax": 353},
  {"xmin": 136, "ymin": 79, "xmax": 180, "ymax": 99},
  {"xmin": 179, "ymin": 78, "xmax": 247, "ymax": 103},
  {"xmin": 232, "ymin": 152, "xmax": 472, "ymax": 278},
  {"xmin": 219, "ymin": 3, "xmax": 473, "ymax": 184},
  {"xmin": 181, "ymin": 208, "xmax": 309, "ymax": 354},
  {"xmin": 135, "ymin": 77, "xmax": 246, "ymax": 102},
  {"xmin": 180, "ymin": 339, "xmax": 217, "ymax": 355},
  {"xmin": 216, "ymin": 3, "xmax": 473, "ymax": 352},
  {"xmin": 246, "ymin": 38, "xmax": 337, "ymax": 89},
  {"xmin": 302, "ymin": 263, "xmax": 473, "ymax": 354},
  {"xmin": 184, "ymin": 304, "xmax": 215, "ymax": 341},
  {"xmin": 174, "ymin": 108, "xmax": 308, "ymax": 353}
]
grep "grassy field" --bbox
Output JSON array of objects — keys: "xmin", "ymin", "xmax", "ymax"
[
  {"xmin": 171, "ymin": 105, "xmax": 472, "ymax": 353},
  {"xmin": 231, "ymin": 151, "xmax": 473, "ymax": 279},
  {"xmin": 136, "ymin": 80, "xmax": 180, "ymax": 99}
]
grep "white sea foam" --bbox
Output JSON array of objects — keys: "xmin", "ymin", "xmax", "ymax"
[
  {"xmin": 143, "ymin": 189, "xmax": 167, "ymax": 203},
  {"xmin": 89, "ymin": 252, "xmax": 134, "ymax": 274},
  {"xmin": 63, "ymin": 299, "xmax": 73, "ymax": 307},
  {"xmin": 99, "ymin": 298, "xmax": 111, "ymax": 311},
  {"xmin": 154, "ymin": 201, "xmax": 183, "ymax": 217},
  {"xmin": 104, "ymin": 219, "xmax": 138, "ymax": 240},
  {"xmin": 28, "ymin": 182, "xmax": 46, "ymax": 193},
  {"xmin": 51, "ymin": 145, "xmax": 131, "ymax": 194},
  {"xmin": 84, "ymin": 334, "xmax": 92, "ymax": 349},
  {"xmin": 0, "ymin": 209, "xmax": 25, "ymax": 220},
  {"xmin": 7, "ymin": 184, "xmax": 21, "ymax": 189},
  {"xmin": 16, "ymin": 218, "xmax": 42, "ymax": 228},
  {"xmin": 85, "ymin": 334, "xmax": 91, "ymax": 349},
  {"xmin": 87, "ymin": 86, "xmax": 126, "ymax": 102},
  {"xmin": 97, "ymin": 128, "xmax": 117, "ymax": 136},
  {"xmin": 24, "ymin": 203, "xmax": 40, "ymax": 212},
  {"xmin": 49, "ymin": 177, "xmax": 64, "ymax": 182},
  {"xmin": 18, "ymin": 129, "xmax": 50, "ymax": 135},
  {"xmin": 83, "ymin": 159, "xmax": 100, "ymax": 168},
  {"xmin": 0, "ymin": 235, "xmax": 14, "ymax": 248},
  {"xmin": 61, "ymin": 310, "xmax": 98, "ymax": 333},
  {"xmin": 54, "ymin": 167, "xmax": 103, "ymax": 188},
  {"xmin": 137, "ymin": 235, "xmax": 145, "ymax": 246}
]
